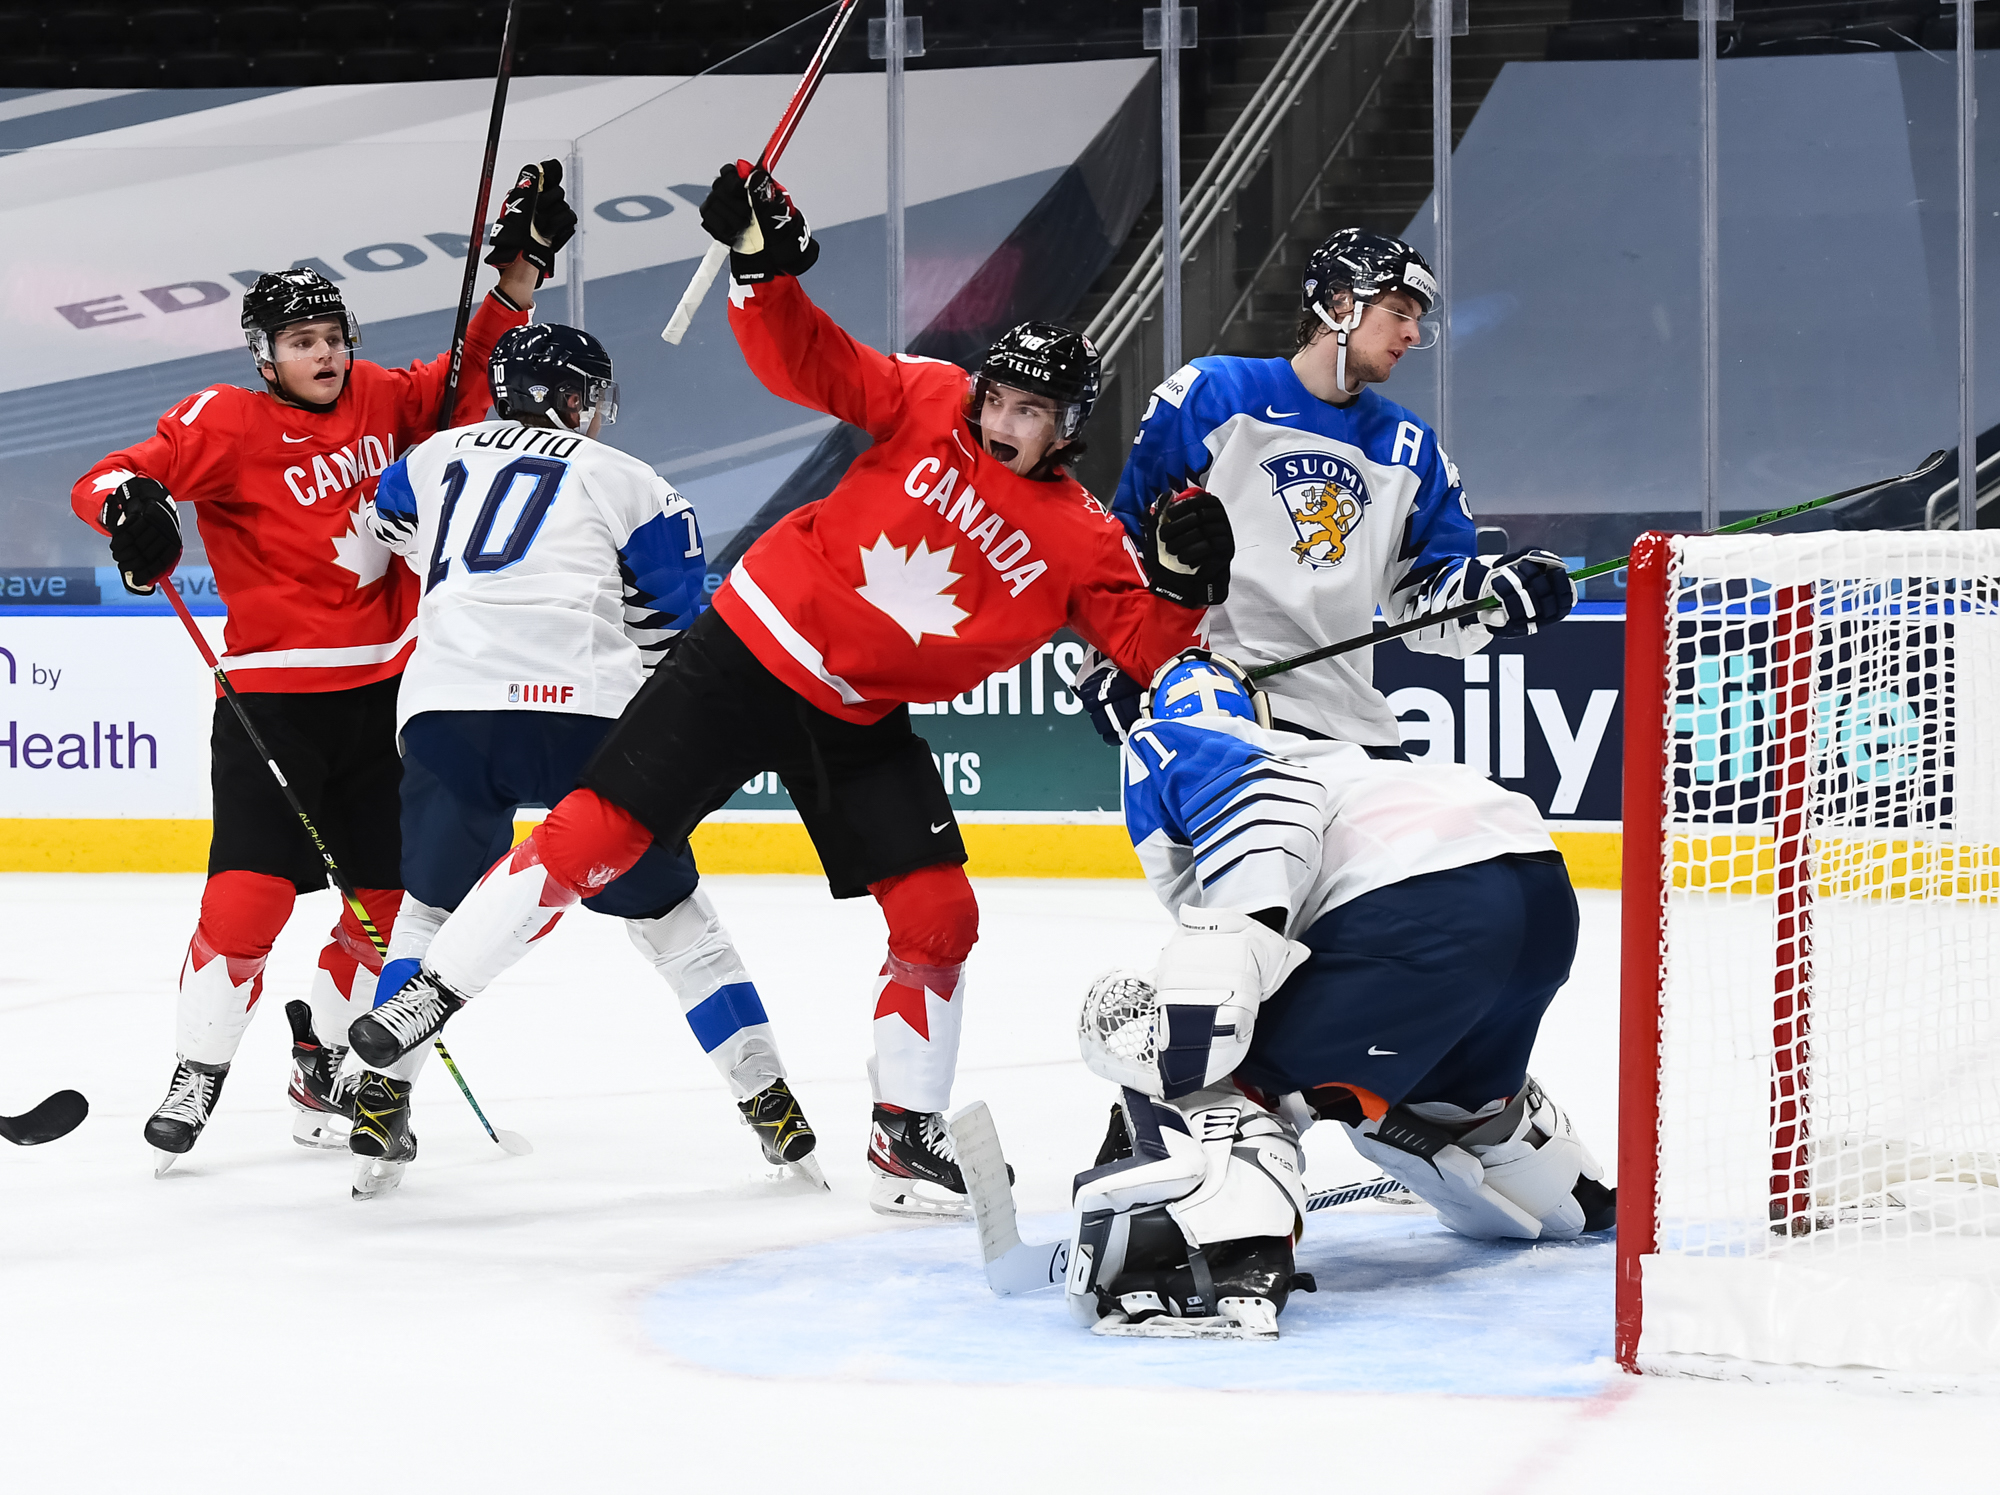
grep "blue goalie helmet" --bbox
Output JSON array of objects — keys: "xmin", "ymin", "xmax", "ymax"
[{"xmin": 1145, "ymin": 649, "xmax": 1270, "ymax": 728}]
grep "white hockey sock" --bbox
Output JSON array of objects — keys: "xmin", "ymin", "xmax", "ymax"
[
  {"xmin": 627, "ymin": 889, "xmax": 784, "ymax": 1100},
  {"xmin": 866, "ymin": 954, "xmax": 966, "ymax": 1113},
  {"xmin": 373, "ymin": 897, "xmax": 451, "ymax": 1083},
  {"xmin": 424, "ymin": 838, "xmax": 579, "ymax": 998},
  {"xmin": 177, "ymin": 933, "xmax": 266, "ymax": 1067}
]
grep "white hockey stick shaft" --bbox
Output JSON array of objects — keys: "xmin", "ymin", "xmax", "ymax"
[{"xmin": 660, "ymin": 241, "xmax": 729, "ymax": 345}]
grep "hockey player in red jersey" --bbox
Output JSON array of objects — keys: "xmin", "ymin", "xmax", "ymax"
[
  {"xmin": 349, "ymin": 161, "xmax": 1236, "ymax": 1216},
  {"xmin": 70, "ymin": 162, "xmax": 577, "ymax": 1172}
]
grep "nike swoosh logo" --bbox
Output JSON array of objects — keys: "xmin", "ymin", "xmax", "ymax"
[
  {"xmin": 1266, "ymin": 406, "xmax": 1299, "ymax": 419},
  {"xmin": 930, "ymin": 822, "xmax": 949, "ymax": 834},
  {"xmin": 282, "ymin": 433, "xmax": 311, "ymax": 443},
  {"xmin": 1367, "ymin": 1045, "xmax": 1398, "ymax": 1056}
]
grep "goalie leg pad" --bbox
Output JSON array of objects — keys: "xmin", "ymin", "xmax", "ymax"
[{"xmin": 1344, "ymin": 1078, "xmax": 1606, "ymax": 1241}]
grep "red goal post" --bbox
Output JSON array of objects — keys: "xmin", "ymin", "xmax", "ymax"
[{"xmin": 1616, "ymin": 529, "xmax": 2000, "ymax": 1388}]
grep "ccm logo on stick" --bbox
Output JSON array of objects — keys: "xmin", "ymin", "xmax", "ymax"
[{"xmin": 508, "ymin": 683, "xmax": 575, "ymax": 705}]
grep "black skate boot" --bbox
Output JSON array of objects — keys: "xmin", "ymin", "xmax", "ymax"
[
  {"xmin": 738, "ymin": 1079, "xmax": 826, "ymax": 1188},
  {"xmin": 348, "ymin": 970, "xmax": 464, "ymax": 1069},
  {"xmin": 145, "ymin": 1059, "xmax": 228, "ymax": 1177},
  {"xmin": 349, "ymin": 1071, "xmax": 417, "ymax": 1200},
  {"xmin": 867, "ymin": 1103, "xmax": 1009, "ymax": 1219},
  {"xmin": 285, "ymin": 1000, "xmax": 356, "ymax": 1150}
]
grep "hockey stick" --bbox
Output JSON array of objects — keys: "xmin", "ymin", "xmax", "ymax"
[
  {"xmin": 157, "ymin": 579, "xmax": 530, "ymax": 1156},
  {"xmin": 659, "ymin": 0, "xmax": 861, "ymax": 344},
  {"xmin": 436, "ymin": 0, "xmax": 522, "ymax": 431},
  {"xmin": 0, "ymin": 1090, "xmax": 88, "ymax": 1146},
  {"xmin": 948, "ymin": 1102, "xmax": 1069, "ymax": 1295},
  {"xmin": 1304, "ymin": 1173, "xmax": 1411, "ymax": 1211},
  {"xmin": 1246, "ymin": 448, "xmax": 1951, "ymax": 683}
]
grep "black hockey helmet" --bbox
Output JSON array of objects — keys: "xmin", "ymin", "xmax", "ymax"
[
  {"xmin": 971, "ymin": 321, "xmax": 1100, "ymax": 440},
  {"xmin": 489, "ymin": 323, "xmax": 618, "ymax": 427},
  {"xmin": 240, "ymin": 267, "xmax": 360, "ymax": 369},
  {"xmin": 1302, "ymin": 228, "xmax": 1439, "ymax": 320}
]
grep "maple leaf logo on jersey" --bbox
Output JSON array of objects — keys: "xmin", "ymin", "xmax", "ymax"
[
  {"xmin": 330, "ymin": 509, "xmax": 392, "ymax": 589},
  {"xmin": 854, "ymin": 533, "xmax": 969, "ymax": 645}
]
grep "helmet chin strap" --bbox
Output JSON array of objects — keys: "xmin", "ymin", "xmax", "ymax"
[{"xmin": 1313, "ymin": 299, "xmax": 1365, "ymax": 395}]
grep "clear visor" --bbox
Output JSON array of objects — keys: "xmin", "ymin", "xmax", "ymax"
[
  {"xmin": 1367, "ymin": 299, "xmax": 1440, "ymax": 349},
  {"xmin": 970, "ymin": 374, "xmax": 1083, "ymax": 441},
  {"xmin": 256, "ymin": 315, "xmax": 361, "ymax": 365},
  {"xmin": 580, "ymin": 376, "xmax": 618, "ymax": 427}
]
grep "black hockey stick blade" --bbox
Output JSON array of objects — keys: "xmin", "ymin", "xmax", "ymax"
[{"xmin": 0, "ymin": 1089, "xmax": 89, "ymax": 1146}]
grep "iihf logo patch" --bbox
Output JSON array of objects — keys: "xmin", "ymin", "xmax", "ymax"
[{"xmin": 1262, "ymin": 452, "xmax": 1369, "ymax": 569}]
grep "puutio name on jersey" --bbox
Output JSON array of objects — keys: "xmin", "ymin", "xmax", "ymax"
[{"xmin": 508, "ymin": 682, "xmax": 577, "ymax": 705}]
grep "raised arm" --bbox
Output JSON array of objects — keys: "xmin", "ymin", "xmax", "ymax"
[{"xmin": 1111, "ymin": 361, "xmax": 1220, "ymax": 544}]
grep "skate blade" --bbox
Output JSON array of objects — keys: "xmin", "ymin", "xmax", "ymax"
[
  {"xmin": 152, "ymin": 1149, "xmax": 181, "ymax": 1179},
  {"xmin": 1092, "ymin": 1309, "xmax": 1279, "ymax": 1342},
  {"xmin": 350, "ymin": 1156, "xmax": 407, "ymax": 1200},
  {"xmin": 784, "ymin": 1152, "xmax": 830, "ymax": 1190},
  {"xmin": 291, "ymin": 1111, "xmax": 352, "ymax": 1150},
  {"xmin": 868, "ymin": 1173, "xmax": 970, "ymax": 1220}
]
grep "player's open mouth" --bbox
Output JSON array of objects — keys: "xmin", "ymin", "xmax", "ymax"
[
  {"xmin": 987, "ymin": 439, "xmax": 1020, "ymax": 464},
  {"xmin": 314, "ymin": 369, "xmax": 337, "ymax": 382}
]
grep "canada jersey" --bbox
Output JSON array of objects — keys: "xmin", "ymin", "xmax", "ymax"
[
  {"xmin": 715, "ymin": 275, "xmax": 1201, "ymax": 724},
  {"xmin": 1112, "ymin": 357, "xmax": 1487, "ymax": 745},
  {"xmin": 70, "ymin": 292, "xmax": 526, "ymax": 693},
  {"xmin": 1119, "ymin": 712, "xmax": 1554, "ymax": 938},
  {"xmin": 367, "ymin": 420, "xmax": 704, "ymax": 733}
]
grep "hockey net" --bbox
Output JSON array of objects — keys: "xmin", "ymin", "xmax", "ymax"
[{"xmin": 1618, "ymin": 530, "xmax": 2000, "ymax": 1386}]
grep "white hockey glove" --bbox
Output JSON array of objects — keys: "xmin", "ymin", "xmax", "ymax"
[
  {"xmin": 1459, "ymin": 549, "xmax": 1575, "ymax": 638},
  {"xmin": 1340, "ymin": 1078, "xmax": 1607, "ymax": 1241},
  {"xmin": 1078, "ymin": 907, "xmax": 1308, "ymax": 1101}
]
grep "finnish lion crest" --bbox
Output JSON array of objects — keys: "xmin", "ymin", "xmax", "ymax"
[{"xmin": 1262, "ymin": 453, "xmax": 1370, "ymax": 569}]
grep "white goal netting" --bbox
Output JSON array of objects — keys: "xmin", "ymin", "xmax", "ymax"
[{"xmin": 1639, "ymin": 532, "xmax": 2000, "ymax": 1382}]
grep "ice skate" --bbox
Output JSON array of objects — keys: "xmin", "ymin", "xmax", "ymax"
[
  {"xmin": 868, "ymin": 1102, "xmax": 1009, "ymax": 1219},
  {"xmin": 349, "ymin": 1071, "xmax": 417, "ymax": 1199},
  {"xmin": 738, "ymin": 1078, "xmax": 826, "ymax": 1189},
  {"xmin": 146, "ymin": 1059, "xmax": 228, "ymax": 1177},
  {"xmin": 285, "ymin": 1000, "xmax": 356, "ymax": 1149},
  {"xmin": 348, "ymin": 969, "xmax": 464, "ymax": 1069}
]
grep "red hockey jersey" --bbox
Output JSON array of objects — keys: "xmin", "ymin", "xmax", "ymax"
[
  {"xmin": 714, "ymin": 277, "xmax": 1201, "ymax": 724},
  {"xmin": 71, "ymin": 292, "xmax": 527, "ymax": 693}
]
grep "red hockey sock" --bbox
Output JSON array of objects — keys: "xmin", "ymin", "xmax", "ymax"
[
  {"xmin": 315, "ymin": 886, "xmax": 402, "ymax": 998},
  {"xmin": 535, "ymin": 788, "xmax": 655, "ymax": 897},
  {"xmin": 869, "ymin": 863, "xmax": 979, "ymax": 968},
  {"xmin": 186, "ymin": 870, "xmax": 296, "ymax": 997}
]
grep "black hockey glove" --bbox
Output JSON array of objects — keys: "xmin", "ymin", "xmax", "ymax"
[
  {"xmin": 485, "ymin": 160, "xmax": 577, "ymax": 285},
  {"xmin": 700, "ymin": 160, "xmax": 819, "ymax": 283},
  {"xmin": 100, "ymin": 475, "xmax": 182, "ymax": 596},
  {"xmin": 1141, "ymin": 486, "xmax": 1233, "ymax": 609},
  {"xmin": 1077, "ymin": 654, "xmax": 1147, "ymax": 746},
  {"xmin": 1461, "ymin": 548, "xmax": 1575, "ymax": 638}
]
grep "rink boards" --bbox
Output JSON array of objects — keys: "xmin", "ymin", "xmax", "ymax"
[{"xmin": 0, "ymin": 605, "xmax": 1628, "ymax": 880}]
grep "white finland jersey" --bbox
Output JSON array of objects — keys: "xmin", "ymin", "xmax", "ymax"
[
  {"xmin": 1120, "ymin": 710, "xmax": 1555, "ymax": 939},
  {"xmin": 366, "ymin": 419, "xmax": 706, "ymax": 732},
  {"xmin": 1111, "ymin": 358, "xmax": 1495, "ymax": 745}
]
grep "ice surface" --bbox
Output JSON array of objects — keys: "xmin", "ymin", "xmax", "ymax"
[{"xmin": 0, "ymin": 875, "xmax": 1990, "ymax": 1490}]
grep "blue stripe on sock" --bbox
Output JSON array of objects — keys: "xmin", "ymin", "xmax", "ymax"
[{"xmin": 684, "ymin": 982, "xmax": 769, "ymax": 1053}]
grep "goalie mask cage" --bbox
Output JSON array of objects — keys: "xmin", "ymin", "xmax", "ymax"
[{"xmin": 1618, "ymin": 530, "xmax": 2000, "ymax": 1388}]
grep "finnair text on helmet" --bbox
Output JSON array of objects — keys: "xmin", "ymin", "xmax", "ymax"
[{"xmin": 902, "ymin": 458, "xmax": 1048, "ymax": 596}]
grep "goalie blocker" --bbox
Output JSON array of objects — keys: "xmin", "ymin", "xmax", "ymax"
[{"xmin": 1059, "ymin": 648, "xmax": 1613, "ymax": 1337}]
